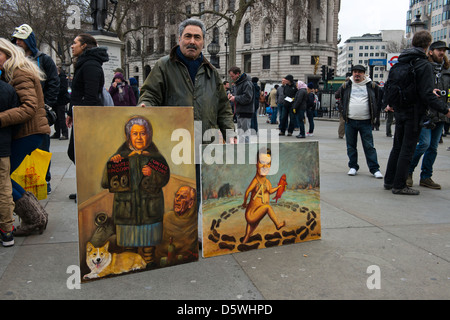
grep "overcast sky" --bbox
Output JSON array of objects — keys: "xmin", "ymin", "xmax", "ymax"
[{"xmin": 338, "ymin": 0, "xmax": 410, "ymax": 43}]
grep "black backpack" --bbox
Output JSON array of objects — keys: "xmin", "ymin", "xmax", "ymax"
[{"xmin": 383, "ymin": 58, "xmax": 419, "ymax": 110}]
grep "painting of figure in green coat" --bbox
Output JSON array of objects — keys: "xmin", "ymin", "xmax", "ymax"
[{"xmin": 74, "ymin": 106, "xmax": 197, "ymax": 282}]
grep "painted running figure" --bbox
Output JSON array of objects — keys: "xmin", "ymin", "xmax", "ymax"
[{"xmin": 241, "ymin": 148, "xmax": 285, "ymax": 243}]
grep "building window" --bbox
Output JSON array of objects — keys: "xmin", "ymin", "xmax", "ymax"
[
  {"xmin": 170, "ymin": 34, "xmax": 176, "ymax": 50},
  {"xmin": 158, "ymin": 36, "xmax": 165, "ymax": 53},
  {"xmin": 307, "ymin": 20, "xmax": 312, "ymax": 43},
  {"xmin": 213, "ymin": 27, "xmax": 219, "ymax": 43},
  {"xmin": 199, "ymin": 2, "xmax": 205, "ymax": 19},
  {"xmin": 147, "ymin": 38, "xmax": 154, "ymax": 54},
  {"xmin": 244, "ymin": 22, "xmax": 251, "ymax": 44},
  {"xmin": 311, "ymin": 55, "xmax": 319, "ymax": 65},
  {"xmin": 136, "ymin": 39, "xmax": 141, "ymax": 54},
  {"xmin": 244, "ymin": 54, "xmax": 251, "ymax": 73},
  {"xmin": 291, "ymin": 56, "xmax": 300, "ymax": 65},
  {"xmin": 228, "ymin": 0, "xmax": 235, "ymax": 11},
  {"xmin": 262, "ymin": 55, "xmax": 270, "ymax": 69},
  {"xmin": 213, "ymin": 0, "xmax": 220, "ymax": 11},
  {"xmin": 127, "ymin": 40, "xmax": 131, "ymax": 57}
]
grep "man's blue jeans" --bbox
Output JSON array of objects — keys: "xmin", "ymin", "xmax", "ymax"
[
  {"xmin": 345, "ymin": 119, "xmax": 380, "ymax": 173},
  {"xmin": 409, "ymin": 122, "xmax": 445, "ymax": 180},
  {"xmin": 270, "ymin": 107, "xmax": 278, "ymax": 124}
]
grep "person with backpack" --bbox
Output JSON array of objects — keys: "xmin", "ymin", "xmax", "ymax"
[
  {"xmin": 335, "ymin": 65, "xmax": 383, "ymax": 179},
  {"xmin": 406, "ymin": 41, "xmax": 450, "ymax": 190},
  {"xmin": 12, "ymin": 24, "xmax": 60, "ymax": 195},
  {"xmin": 383, "ymin": 31, "xmax": 450, "ymax": 195}
]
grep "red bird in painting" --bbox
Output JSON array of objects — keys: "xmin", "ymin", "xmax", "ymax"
[{"xmin": 273, "ymin": 174, "xmax": 287, "ymax": 203}]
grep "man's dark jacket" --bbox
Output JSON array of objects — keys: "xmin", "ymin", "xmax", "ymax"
[
  {"xmin": 396, "ymin": 47, "xmax": 449, "ymax": 117},
  {"xmin": 233, "ymin": 73, "xmax": 254, "ymax": 117},
  {"xmin": 336, "ymin": 79, "xmax": 380, "ymax": 124}
]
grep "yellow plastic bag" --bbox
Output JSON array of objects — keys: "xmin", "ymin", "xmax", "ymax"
[{"xmin": 11, "ymin": 149, "xmax": 52, "ymax": 200}]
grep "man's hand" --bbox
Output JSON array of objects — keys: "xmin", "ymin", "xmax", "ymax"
[
  {"xmin": 433, "ymin": 88, "xmax": 441, "ymax": 97},
  {"xmin": 446, "ymin": 109, "xmax": 450, "ymax": 118},
  {"xmin": 66, "ymin": 116, "xmax": 73, "ymax": 128}
]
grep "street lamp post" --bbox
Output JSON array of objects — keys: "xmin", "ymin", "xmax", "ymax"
[
  {"xmin": 411, "ymin": 14, "xmax": 426, "ymax": 34},
  {"xmin": 224, "ymin": 30, "xmax": 229, "ymax": 78},
  {"xmin": 207, "ymin": 42, "xmax": 220, "ymax": 69}
]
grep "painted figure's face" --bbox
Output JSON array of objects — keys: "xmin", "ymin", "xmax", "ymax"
[
  {"xmin": 130, "ymin": 124, "xmax": 148, "ymax": 150},
  {"xmin": 257, "ymin": 153, "xmax": 271, "ymax": 177},
  {"xmin": 174, "ymin": 186, "xmax": 194, "ymax": 215}
]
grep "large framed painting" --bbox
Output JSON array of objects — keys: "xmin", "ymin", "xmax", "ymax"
[
  {"xmin": 201, "ymin": 142, "xmax": 321, "ymax": 258},
  {"xmin": 73, "ymin": 106, "xmax": 197, "ymax": 282}
]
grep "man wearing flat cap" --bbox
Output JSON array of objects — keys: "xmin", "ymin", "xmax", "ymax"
[
  {"xmin": 406, "ymin": 40, "xmax": 450, "ymax": 190},
  {"xmin": 336, "ymin": 65, "xmax": 383, "ymax": 179}
]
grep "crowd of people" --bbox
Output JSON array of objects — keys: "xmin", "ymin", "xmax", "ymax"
[
  {"xmin": 0, "ymin": 25, "xmax": 141, "ymax": 248},
  {"xmin": 226, "ymin": 72, "xmax": 320, "ymax": 141},
  {"xmin": 1, "ymin": 20, "xmax": 449, "ymax": 249}
]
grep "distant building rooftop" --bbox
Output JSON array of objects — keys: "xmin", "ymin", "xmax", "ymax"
[{"xmin": 345, "ymin": 33, "xmax": 382, "ymax": 43}]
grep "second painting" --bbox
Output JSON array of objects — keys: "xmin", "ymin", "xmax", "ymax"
[{"xmin": 201, "ymin": 142, "xmax": 321, "ymax": 258}]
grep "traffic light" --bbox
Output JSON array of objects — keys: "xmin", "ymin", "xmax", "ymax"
[
  {"xmin": 321, "ymin": 65, "xmax": 328, "ymax": 81},
  {"xmin": 327, "ymin": 68, "xmax": 335, "ymax": 80}
]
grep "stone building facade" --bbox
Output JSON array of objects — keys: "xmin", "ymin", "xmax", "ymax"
[{"xmin": 406, "ymin": 0, "xmax": 450, "ymax": 44}]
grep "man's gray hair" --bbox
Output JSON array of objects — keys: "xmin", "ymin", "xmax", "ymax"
[{"xmin": 178, "ymin": 18, "xmax": 206, "ymax": 38}]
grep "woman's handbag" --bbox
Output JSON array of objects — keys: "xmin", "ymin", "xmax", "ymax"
[{"xmin": 45, "ymin": 104, "xmax": 57, "ymax": 126}]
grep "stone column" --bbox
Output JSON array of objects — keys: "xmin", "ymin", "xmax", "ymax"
[
  {"xmin": 299, "ymin": 0, "xmax": 309, "ymax": 43},
  {"xmin": 285, "ymin": 0, "xmax": 295, "ymax": 42},
  {"xmin": 327, "ymin": 0, "xmax": 335, "ymax": 44},
  {"xmin": 319, "ymin": 0, "xmax": 327, "ymax": 43}
]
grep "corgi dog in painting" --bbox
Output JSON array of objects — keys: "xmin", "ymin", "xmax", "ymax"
[{"xmin": 84, "ymin": 241, "xmax": 147, "ymax": 280}]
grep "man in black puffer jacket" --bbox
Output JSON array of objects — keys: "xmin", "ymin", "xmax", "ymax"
[
  {"xmin": 228, "ymin": 66, "xmax": 254, "ymax": 143},
  {"xmin": 384, "ymin": 31, "xmax": 450, "ymax": 195}
]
